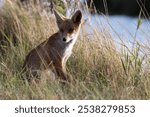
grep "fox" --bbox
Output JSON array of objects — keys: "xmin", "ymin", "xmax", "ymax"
[{"xmin": 22, "ymin": 10, "xmax": 82, "ymax": 82}]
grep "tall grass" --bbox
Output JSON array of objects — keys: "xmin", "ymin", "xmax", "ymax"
[{"xmin": 0, "ymin": 0, "xmax": 150, "ymax": 99}]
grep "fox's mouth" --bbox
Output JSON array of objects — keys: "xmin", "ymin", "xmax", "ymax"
[
  {"xmin": 62, "ymin": 37, "xmax": 73, "ymax": 44},
  {"xmin": 62, "ymin": 37, "xmax": 73, "ymax": 43},
  {"xmin": 64, "ymin": 39, "xmax": 73, "ymax": 45},
  {"xmin": 68, "ymin": 39, "xmax": 73, "ymax": 44}
]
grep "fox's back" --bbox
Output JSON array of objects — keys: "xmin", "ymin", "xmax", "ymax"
[{"xmin": 23, "ymin": 33, "xmax": 59, "ymax": 70}]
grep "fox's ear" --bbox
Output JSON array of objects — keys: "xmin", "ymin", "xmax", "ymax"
[
  {"xmin": 54, "ymin": 10, "xmax": 65, "ymax": 25},
  {"xmin": 71, "ymin": 10, "xmax": 82, "ymax": 25}
]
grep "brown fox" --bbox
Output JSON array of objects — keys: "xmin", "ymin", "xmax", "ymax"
[{"xmin": 22, "ymin": 10, "xmax": 82, "ymax": 82}]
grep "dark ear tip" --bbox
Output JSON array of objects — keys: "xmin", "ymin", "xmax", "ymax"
[
  {"xmin": 53, "ymin": 10, "xmax": 58, "ymax": 15},
  {"xmin": 72, "ymin": 10, "xmax": 82, "ymax": 24},
  {"xmin": 76, "ymin": 10, "xmax": 82, "ymax": 15},
  {"xmin": 76, "ymin": 10, "xmax": 82, "ymax": 20}
]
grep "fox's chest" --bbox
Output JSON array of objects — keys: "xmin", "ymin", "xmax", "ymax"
[
  {"xmin": 63, "ymin": 46, "xmax": 72, "ymax": 58},
  {"xmin": 61, "ymin": 44, "xmax": 73, "ymax": 63}
]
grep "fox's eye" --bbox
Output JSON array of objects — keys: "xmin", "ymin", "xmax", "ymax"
[{"xmin": 68, "ymin": 28, "xmax": 74, "ymax": 33}]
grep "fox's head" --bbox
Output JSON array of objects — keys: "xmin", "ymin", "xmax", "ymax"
[{"xmin": 54, "ymin": 10, "xmax": 82, "ymax": 43}]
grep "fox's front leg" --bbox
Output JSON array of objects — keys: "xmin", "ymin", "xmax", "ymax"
[
  {"xmin": 54, "ymin": 62, "xmax": 69, "ymax": 81},
  {"xmin": 56, "ymin": 68, "xmax": 68, "ymax": 81}
]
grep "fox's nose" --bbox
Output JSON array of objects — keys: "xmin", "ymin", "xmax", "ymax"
[{"xmin": 63, "ymin": 37, "xmax": 67, "ymax": 42}]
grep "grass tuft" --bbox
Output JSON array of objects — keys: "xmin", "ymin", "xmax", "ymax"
[{"xmin": 0, "ymin": 0, "xmax": 150, "ymax": 99}]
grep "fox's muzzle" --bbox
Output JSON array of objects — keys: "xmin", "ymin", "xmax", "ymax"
[{"xmin": 63, "ymin": 37, "xmax": 67, "ymax": 42}]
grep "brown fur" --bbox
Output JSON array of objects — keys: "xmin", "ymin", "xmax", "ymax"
[{"xmin": 23, "ymin": 10, "xmax": 82, "ymax": 82}]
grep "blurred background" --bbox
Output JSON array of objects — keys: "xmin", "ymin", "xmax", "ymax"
[
  {"xmin": 87, "ymin": 0, "xmax": 150, "ymax": 17},
  {"xmin": 0, "ymin": 0, "xmax": 150, "ymax": 45},
  {"xmin": 85, "ymin": 0, "xmax": 150, "ymax": 45}
]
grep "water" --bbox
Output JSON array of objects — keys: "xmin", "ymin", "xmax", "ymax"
[
  {"xmin": 0, "ymin": 0, "xmax": 4, "ymax": 9},
  {"xmin": 84, "ymin": 14, "xmax": 150, "ymax": 46}
]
